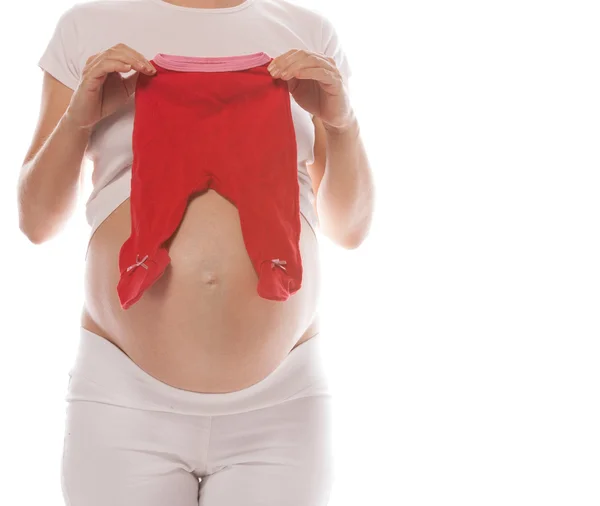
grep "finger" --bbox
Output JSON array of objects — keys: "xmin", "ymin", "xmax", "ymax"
[
  {"xmin": 278, "ymin": 55, "xmax": 339, "ymax": 82},
  {"xmin": 121, "ymin": 70, "xmax": 141, "ymax": 96},
  {"xmin": 271, "ymin": 50, "xmax": 335, "ymax": 78},
  {"xmin": 97, "ymin": 50, "xmax": 150, "ymax": 75},
  {"xmin": 105, "ymin": 44, "xmax": 156, "ymax": 74},
  {"xmin": 118, "ymin": 44, "xmax": 157, "ymax": 73},
  {"xmin": 85, "ymin": 46, "xmax": 147, "ymax": 75},
  {"xmin": 267, "ymin": 49, "xmax": 297, "ymax": 71},
  {"xmin": 268, "ymin": 49, "xmax": 305, "ymax": 77},
  {"xmin": 85, "ymin": 58, "xmax": 136, "ymax": 82},
  {"xmin": 291, "ymin": 67, "xmax": 339, "ymax": 86},
  {"xmin": 269, "ymin": 49, "xmax": 305, "ymax": 76},
  {"xmin": 84, "ymin": 51, "xmax": 104, "ymax": 69}
]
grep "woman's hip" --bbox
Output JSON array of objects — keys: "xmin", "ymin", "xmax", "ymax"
[
  {"xmin": 61, "ymin": 326, "xmax": 334, "ymax": 505},
  {"xmin": 62, "ymin": 393, "xmax": 334, "ymax": 505}
]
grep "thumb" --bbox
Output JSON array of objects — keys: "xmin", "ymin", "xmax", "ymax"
[
  {"xmin": 121, "ymin": 70, "xmax": 141, "ymax": 98},
  {"xmin": 286, "ymin": 77, "xmax": 300, "ymax": 94}
]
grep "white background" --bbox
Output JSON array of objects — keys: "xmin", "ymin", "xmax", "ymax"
[{"xmin": 1, "ymin": 0, "xmax": 599, "ymax": 505}]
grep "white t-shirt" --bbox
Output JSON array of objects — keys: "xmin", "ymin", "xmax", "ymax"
[{"xmin": 37, "ymin": 0, "xmax": 352, "ymax": 241}]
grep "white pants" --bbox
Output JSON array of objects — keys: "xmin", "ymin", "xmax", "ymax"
[{"xmin": 61, "ymin": 327, "xmax": 334, "ymax": 506}]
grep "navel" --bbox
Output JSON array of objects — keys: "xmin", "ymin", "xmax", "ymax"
[{"xmin": 202, "ymin": 271, "xmax": 219, "ymax": 286}]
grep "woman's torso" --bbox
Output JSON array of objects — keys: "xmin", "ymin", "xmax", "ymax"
[
  {"xmin": 72, "ymin": 0, "xmax": 334, "ymax": 393},
  {"xmin": 82, "ymin": 194, "xmax": 321, "ymax": 394}
]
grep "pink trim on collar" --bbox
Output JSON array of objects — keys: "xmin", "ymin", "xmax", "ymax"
[{"xmin": 153, "ymin": 52, "xmax": 272, "ymax": 72}]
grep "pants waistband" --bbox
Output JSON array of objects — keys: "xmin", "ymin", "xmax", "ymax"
[{"xmin": 66, "ymin": 327, "xmax": 329, "ymax": 416}]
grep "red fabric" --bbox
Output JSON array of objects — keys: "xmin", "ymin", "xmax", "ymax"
[{"xmin": 116, "ymin": 56, "xmax": 302, "ymax": 309}]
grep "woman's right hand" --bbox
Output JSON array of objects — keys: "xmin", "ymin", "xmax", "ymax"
[{"xmin": 64, "ymin": 43, "xmax": 157, "ymax": 131}]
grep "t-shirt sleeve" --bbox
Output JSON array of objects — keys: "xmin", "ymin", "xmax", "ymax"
[
  {"xmin": 37, "ymin": 6, "xmax": 81, "ymax": 90},
  {"xmin": 320, "ymin": 15, "xmax": 352, "ymax": 84}
]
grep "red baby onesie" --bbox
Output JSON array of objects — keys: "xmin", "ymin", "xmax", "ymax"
[{"xmin": 116, "ymin": 52, "xmax": 302, "ymax": 309}]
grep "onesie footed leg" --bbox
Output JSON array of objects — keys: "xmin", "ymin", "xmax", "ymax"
[
  {"xmin": 256, "ymin": 258, "xmax": 302, "ymax": 301},
  {"xmin": 117, "ymin": 241, "xmax": 172, "ymax": 309}
]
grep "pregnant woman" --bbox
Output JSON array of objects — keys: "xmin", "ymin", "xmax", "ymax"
[{"xmin": 18, "ymin": 0, "xmax": 374, "ymax": 504}]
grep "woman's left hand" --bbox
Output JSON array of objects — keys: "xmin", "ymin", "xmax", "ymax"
[{"xmin": 268, "ymin": 49, "xmax": 354, "ymax": 133}]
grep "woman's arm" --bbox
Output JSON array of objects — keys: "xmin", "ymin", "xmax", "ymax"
[
  {"xmin": 17, "ymin": 72, "xmax": 89, "ymax": 244},
  {"xmin": 19, "ymin": 45, "xmax": 155, "ymax": 244},
  {"xmin": 308, "ymin": 115, "xmax": 375, "ymax": 249},
  {"xmin": 269, "ymin": 46, "xmax": 375, "ymax": 250}
]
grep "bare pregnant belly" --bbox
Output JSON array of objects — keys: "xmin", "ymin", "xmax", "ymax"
[{"xmin": 81, "ymin": 190, "xmax": 321, "ymax": 393}]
